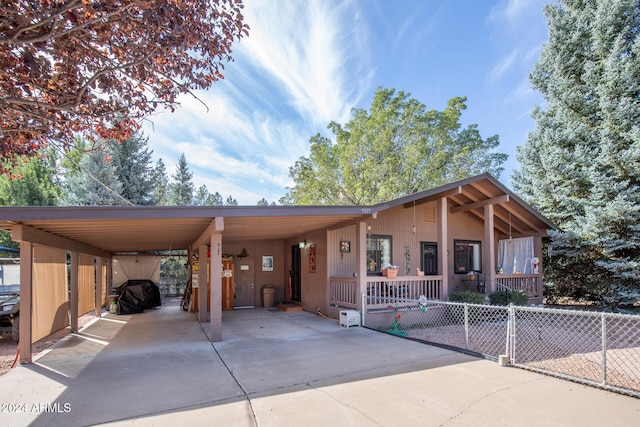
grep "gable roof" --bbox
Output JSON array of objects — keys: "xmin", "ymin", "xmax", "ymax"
[
  {"xmin": 376, "ymin": 173, "xmax": 555, "ymax": 239},
  {"xmin": 0, "ymin": 174, "xmax": 554, "ymax": 255}
]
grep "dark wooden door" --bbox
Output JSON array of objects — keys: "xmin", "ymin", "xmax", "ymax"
[
  {"xmin": 290, "ymin": 245, "xmax": 301, "ymax": 302},
  {"xmin": 421, "ymin": 242, "xmax": 438, "ymax": 275}
]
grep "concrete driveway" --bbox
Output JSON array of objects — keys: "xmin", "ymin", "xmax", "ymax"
[{"xmin": 0, "ymin": 305, "xmax": 639, "ymax": 426}]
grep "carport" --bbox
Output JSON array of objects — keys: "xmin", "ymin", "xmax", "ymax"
[{"xmin": 0, "ymin": 205, "xmax": 370, "ymax": 364}]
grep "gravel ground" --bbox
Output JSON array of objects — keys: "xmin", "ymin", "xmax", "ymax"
[{"xmin": 0, "ymin": 312, "xmax": 98, "ymax": 376}]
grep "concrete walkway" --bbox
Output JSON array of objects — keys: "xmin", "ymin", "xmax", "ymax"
[{"xmin": 0, "ymin": 305, "xmax": 639, "ymax": 426}]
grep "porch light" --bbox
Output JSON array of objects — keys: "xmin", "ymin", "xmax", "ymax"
[{"xmin": 299, "ymin": 240, "xmax": 306, "ymax": 249}]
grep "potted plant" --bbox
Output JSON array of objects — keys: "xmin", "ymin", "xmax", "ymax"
[{"xmin": 385, "ymin": 265, "xmax": 399, "ymax": 278}]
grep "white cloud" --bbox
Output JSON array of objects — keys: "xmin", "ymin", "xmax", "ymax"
[
  {"xmin": 239, "ymin": 0, "xmax": 372, "ymax": 126},
  {"xmin": 488, "ymin": 48, "xmax": 519, "ymax": 82},
  {"xmin": 141, "ymin": 0, "xmax": 377, "ymax": 204}
]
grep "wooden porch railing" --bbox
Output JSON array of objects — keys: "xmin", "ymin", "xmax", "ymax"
[
  {"xmin": 329, "ymin": 276, "xmax": 443, "ymax": 308},
  {"xmin": 494, "ymin": 274, "xmax": 541, "ymax": 297},
  {"xmin": 329, "ymin": 277, "xmax": 358, "ymax": 309}
]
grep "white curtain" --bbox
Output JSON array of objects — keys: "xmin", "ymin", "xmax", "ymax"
[
  {"xmin": 497, "ymin": 237, "xmax": 534, "ymax": 274},
  {"xmin": 112, "ymin": 256, "xmax": 161, "ymax": 286}
]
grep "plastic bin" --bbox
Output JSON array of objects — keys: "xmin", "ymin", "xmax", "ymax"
[{"xmin": 261, "ymin": 285, "xmax": 275, "ymax": 307}]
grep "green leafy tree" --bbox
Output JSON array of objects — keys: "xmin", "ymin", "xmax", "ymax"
[
  {"xmin": 513, "ymin": 0, "xmax": 640, "ymax": 305},
  {"xmin": 108, "ymin": 131, "xmax": 156, "ymax": 205},
  {"xmin": 225, "ymin": 195, "xmax": 238, "ymax": 206},
  {"xmin": 168, "ymin": 153, "xmax": 194, "ymax": 206},
  {"xmin": 0, "ymin": 150, "xmax": 60, "ymax": 206},
  {"xmin": 59, "ymin": 150, "xmax": 126, "ymax": 206},
  {"xmin": 283, "ymin": 87, "xmax": 506, "ymax": 205}
]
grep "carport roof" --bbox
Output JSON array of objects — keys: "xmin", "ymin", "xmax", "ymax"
[
  {"xmin": 0, "ymin": 174, "xmax": 555, "ymax": 256},
  {"xmin": 0, "ymin": 205, "xmax": 370, "ymax": 254}
]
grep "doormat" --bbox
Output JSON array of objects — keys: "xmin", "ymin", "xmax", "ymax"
[{"xmin": 276, "ymin": 302, "xmax": 303, "ymax": 312}]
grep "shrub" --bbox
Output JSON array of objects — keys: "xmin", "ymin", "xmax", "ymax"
[
  {"xmin": 449, "ymin": 290, "xmax": 485, "ymax": 304},
  {"xmin": 489, "ymin": 290, "xmax": 528, "ymax": 306}
]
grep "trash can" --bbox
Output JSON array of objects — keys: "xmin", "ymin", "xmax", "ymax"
[{"xmin": 261, "ymin": 285, "xmax": 275, "ymax": 307}]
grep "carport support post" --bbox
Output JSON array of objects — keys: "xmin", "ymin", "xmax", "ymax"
[
  {"xmin": 209, "ymin": 232, "xmax": 223, "ymax": 341},
  {"xmin": 19, "ymin": 242, "xmax": 33, "ymax": 364},
  {"xmin": 95, "ymin": 256, "xmax": 103, "ymax": 318},
  {"xmin": 70, "ymin": 251, "xmax": 79, "ymax": 333},
  {"xmin": 197, "ymin": 244, "xmax": 209, "ymax": 322}
]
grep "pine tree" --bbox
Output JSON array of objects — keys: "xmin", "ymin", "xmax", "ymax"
[
  {"xmin": 168, "ymin": 153, "xmax": 194, "ymax": 206},
  {"xmin": 59, "ymin": 150, "xmax": 125, "ymax": 206},
  {"xmin": 514, "ymin": 0, "xmax": 640, "ymax": 304},
  {"xmin": 108, "ymin": 131, "xmax": 155, "ymax": 205},
  {"xmin": 210, "ymin": 192, "xmax": 224, "ymax": 206},
  {"xmin": 150, "ymin": 159, "xmax": 169, "ymax": 206}
]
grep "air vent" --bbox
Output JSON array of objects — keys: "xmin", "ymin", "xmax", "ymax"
[{"xmin": 423, "ymin": 205, "xmax": 436, "ymax": 222}]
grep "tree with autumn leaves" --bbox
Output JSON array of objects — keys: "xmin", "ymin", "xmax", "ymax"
[{"xmin": 0, "ymin": 0, "xmax": 249, "ymax": 174}]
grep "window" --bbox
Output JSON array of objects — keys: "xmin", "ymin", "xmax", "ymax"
[
  {"xmin": 454, "ymin": 240, "xmax": 482, "ymax": 273},
  {"xmin": 367, "ymin": 235, "xmax": 392, "ymax": 275}
]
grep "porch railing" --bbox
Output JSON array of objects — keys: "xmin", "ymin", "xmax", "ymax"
[
  {"xmin": 329, "ymin": 277, "xmax": 358, "ymax": 309},
  {"xmin": 494, "ymin": 274, "xmax": 541, "ymax": 297},
  {"xmin": 329, "ymin": 276, "xmax": 443, "ymax": 309}
]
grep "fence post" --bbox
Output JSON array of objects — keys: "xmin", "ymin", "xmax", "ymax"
[
  {"xmin": 464, "ymin": 304, "xmax": 469, "ymax": 349},
  {"xmin": 601, "ymin": 312, "xmax": 607, "ymax": 386},
  {"xmin": 509, "ymin": 304, "xmax": 516, "ymax": 364}
]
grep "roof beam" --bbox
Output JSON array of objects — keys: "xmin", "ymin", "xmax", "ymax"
[
  {"xmin": 11, "ymin": 224, "xmax": 111, "ymax": 258},
  {"xmin": 450, "ymin": 195, "xmax": 510, "ymax": 214},
  {"xmin": 403, "ymin": 186, "xmax": 462, "ymax": 208},
  {"xmin": 191, "ymin": 217, "xmax": 223, "ymax": 250}
]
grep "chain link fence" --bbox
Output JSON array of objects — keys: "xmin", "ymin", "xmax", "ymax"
[{"xmin": 362, "ymin": 297, "xmax": 640, "ymax": 397}]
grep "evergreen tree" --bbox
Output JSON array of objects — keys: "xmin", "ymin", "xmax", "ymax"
[
  {"xmin": 513, "ymin": 0, "xmax": 640, "ymax": 304},
  {"xmin": 59, "ymin": 150, "xmax": 126, "ymax": 206},
  {"xmin": 108, "ymin": 131, "xmax": 155, "ymax": 205},
  {"xmin": 225, "ymin": 195, "xmax": 238, "ymax": 206},
  {"xmin": 210, "ymin": 192, "xmax": 224, "ymax": 206},
  {"xmin": 168, "ymin": 153, "xmax": 194, "ymax": 206},
  {"xmin": 150, "ymin": 158, "xmax": 169, "ymax": 206}
]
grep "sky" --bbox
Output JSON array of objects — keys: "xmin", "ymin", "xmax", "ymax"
[{"xmin": 141, "ymin": 0, "xmax": 551, "ymax": 205}]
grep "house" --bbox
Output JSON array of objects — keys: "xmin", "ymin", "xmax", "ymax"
[{"xmin": 0, "ymin": 173, "xmax": 554, "ymax": 363}]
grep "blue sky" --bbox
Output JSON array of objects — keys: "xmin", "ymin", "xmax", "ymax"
[{"xmin": 141, "ymin": 0, "xmax": 550, "ymax": 205}]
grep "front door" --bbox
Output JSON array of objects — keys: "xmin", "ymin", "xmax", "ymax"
[
  {"xmin": 421, "ymin": 242, "xmax": 438, "ymax": 275},
  {"xmin": 234, "ymin": 259, "xmax": 255, "ymax": 308},
  {"xmin": 290, "ymin": 245, "xmax": 301, "ymax": 302}
]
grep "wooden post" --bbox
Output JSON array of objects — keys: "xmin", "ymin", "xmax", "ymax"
[
  {"xmin": 69, "ymin": 251, "xmax": 79, "ymax": 333},
  {"xmin": 198, "ymin": 244, "xmax": 209, "ymax": 322},
  {"xmin": 19, "ymin": 242, "xmax": 33, "ymax": 364},
  {"xmin": 438, "ymin": 197, "xmax": 449, "ymax": 300},
  {"xmin": 483, "ymin": 204, "xmax": 496, "ymax": 294},
  {"xmin": 95, "ymin": 256, "xmax": 103, "ymax": 318},
  {"xmin": 209, "ymin": 217, "xmax": 224, "ymax": 341},
  {"xmin": 356, "ymin": 221, "xmax": 368, "ymax": 314}
]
